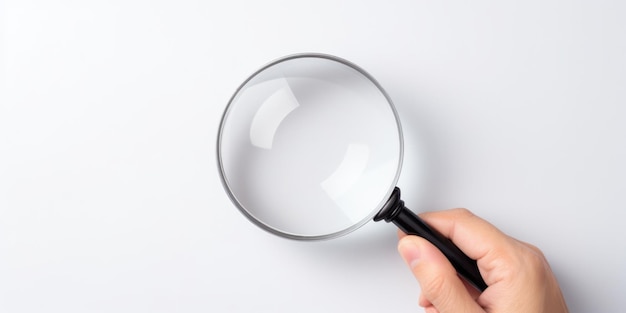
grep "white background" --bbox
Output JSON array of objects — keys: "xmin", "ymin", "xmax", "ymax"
[{"xmin": 1, "ymin": 1, "xmax": 625, "ymax": 312}]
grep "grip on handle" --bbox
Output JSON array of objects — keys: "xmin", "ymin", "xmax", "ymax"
[{"xmin": 374, "ymin": 187, "xmax": 488, "ymax": 292}]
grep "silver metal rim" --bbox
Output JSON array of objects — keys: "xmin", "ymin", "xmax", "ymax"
[{"xmin": 216, "ymin": 52, "xmax": 404, "ymax": 240}]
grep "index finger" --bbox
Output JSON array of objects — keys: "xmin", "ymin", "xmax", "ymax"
[{"xmin": 418, "ymin": 208, "xmax": 511, "ymax": 264}]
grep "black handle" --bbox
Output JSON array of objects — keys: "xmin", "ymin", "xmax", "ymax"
[{"xmin": 374, "ymin": 187, "xmax": 487, "ymax": 292}]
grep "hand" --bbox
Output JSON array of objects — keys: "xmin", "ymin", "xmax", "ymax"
[{"xmin": 397, "ymin": 208, "xmax": 568, "ymax": 313}]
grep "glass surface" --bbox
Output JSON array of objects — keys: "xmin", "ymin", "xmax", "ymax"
[{"xmin": 218, "ymin": 54, "xmax": 403, "ymax": 239}]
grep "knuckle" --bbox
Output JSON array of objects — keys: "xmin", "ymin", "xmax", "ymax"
[
  {"xmin": 525, "ymin": 250, "xmax": 548, "ymax": 273},
  {"xmin": 451, "ymin": 207, "xmax": 473, "ymax": 216},
  {"xmin": 525, "ymin": 242, "xmax": 546, "ymax": 258},
  {"xmin": 489, "ymin": 241, "xmax": 550, "ymax": 283}
]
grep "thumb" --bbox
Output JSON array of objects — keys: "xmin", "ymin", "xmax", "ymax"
[{"xmin": 398, "ymin": 235, "xmax": 484, "ymax": 313}]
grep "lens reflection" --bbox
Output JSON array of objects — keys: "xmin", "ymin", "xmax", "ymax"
[{"xmin": 218, "ymin": 54, "xmax": 403, "ymax": 239}]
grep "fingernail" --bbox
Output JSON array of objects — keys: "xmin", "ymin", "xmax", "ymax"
[{"xmin": 398, "ymin": 238, "xmax": 421, "ymax": 268}]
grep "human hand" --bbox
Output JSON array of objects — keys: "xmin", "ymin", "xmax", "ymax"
[{"xmin": 397, "ymin": 208, "xmax": 568, "ymax": 313}]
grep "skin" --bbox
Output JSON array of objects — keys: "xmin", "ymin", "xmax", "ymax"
[{"xmin": 397, "ymin": 208, "xmax": 569, "ymax": 313}]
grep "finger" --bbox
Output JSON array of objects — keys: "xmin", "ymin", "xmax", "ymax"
[
  {"xmin": 418, "ymin": 208, "xmax": 528, "ymax": 287},
  {"xmin": 418, "ymin": 265, "xmax": 480, "ymax": 301},
  {"xmin": 398, "ymin": 235, "xmax": 484, "ymax": 313},
  {"xmin": 418, "ymin": 208, "xmax": 512, "ymax": 263}
]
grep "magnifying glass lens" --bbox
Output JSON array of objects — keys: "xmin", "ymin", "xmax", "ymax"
[{"xmin": 218, "ymin": 56, "xmax": 402, "ymax": 239}]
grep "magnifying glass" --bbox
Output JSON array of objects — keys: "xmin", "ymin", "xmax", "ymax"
[{"xmin": 217, "ymin": 53, "xmax": 487, "ymax": 291}]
